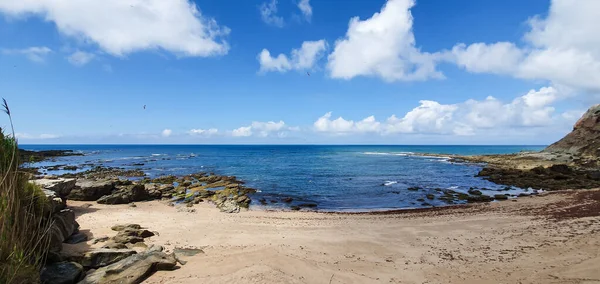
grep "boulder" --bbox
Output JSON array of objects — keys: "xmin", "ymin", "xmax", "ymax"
[
  {"xmin": 97, "ymin": 184, "xmax": 151, "ymax": 205},
  {"xmin": 68, "ymin": 180, "xmax": 114, "ymax": 201},
  {"xmin": 79, "ymin": 249, "xmax": 137, "ymax": 268},
  {"xmin": 40, "ymin": 261, "xmax": 83, "ymax": 284},
  {"xmin": 78, "ymin": 246, "xmax": 178, "ymax": 284},
  {"xmin": 33, "ymin": 178, "xmax": 76, "ymax": 198},
  {"xmin": 48, "ymin": 209, "xmax": 79, "ymax": 254},
  {"xmin": 216, "ymin": 198, "xmax": 240, "ymax": 213}
]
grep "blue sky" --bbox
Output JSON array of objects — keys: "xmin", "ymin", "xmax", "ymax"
[{"xmin": 0, "ymin": 0, "xmax": 598, "ymax": 144}]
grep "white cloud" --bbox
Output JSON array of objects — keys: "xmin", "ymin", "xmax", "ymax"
[
  {"xmin": 232, "ymin": 126, "xmax": 253, "ymax": 137},
  {"xmin": 0, "ymin": 0, "xmax": 230, "ymax": 57},
  {"xmin": 15, "ymin": 133, "xmax": 60, "ymax": 139},
  {"xmin": 327, "ymin": 0, "xmax": 443, "ymax": 82},
  {"xmin": 314, "ymin": 113, "xmax": 381, "ymax": 134},
  {"xmin": 67, "ymin": 51, "xmax": 95, "ymax": 66},
  {"xmin": 260, "ymin": 0, "xmax": 284, "ymax": 27},
  {"xmin": 259, "ymin": 40, "xmax": 327, "ymax": 72},
  {"xmin": 188, "ymin": 128, "xmax": 218, "ymax": 136},
  {"xmin": 449, "ymin": 0, "xmax": 600, "ymax": 92},
  {"xmin": 1, "ymin": 46, "xmax": 52, "ymax": 62},
  {"xmin": 232, "ymin": 120, "xmax": 294, "ymax": 137},
  {"xmin": 314, "ymin": 86, "xmax": 575, "ymax": 137},
  {"xmin": 161, "ymin": 129, "xmax": 172, "ymax": 137},
  {"xmin": 297, "ymin": 0, "xmax": 312, "ymax": 22}
]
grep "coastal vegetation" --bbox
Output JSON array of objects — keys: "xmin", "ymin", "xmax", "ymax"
[{"xmin": 0, "ymin": 100, "xmax": 52, "ymax": 283}]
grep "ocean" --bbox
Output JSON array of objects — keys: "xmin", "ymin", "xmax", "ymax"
[{"xmin": 22, "ymin": 145, "xmax": 545, "ymax": 211}]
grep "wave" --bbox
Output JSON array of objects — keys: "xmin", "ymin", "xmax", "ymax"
[{"xmin": 383, "ymin": 181, "xmax": 398, "ymax": 186}]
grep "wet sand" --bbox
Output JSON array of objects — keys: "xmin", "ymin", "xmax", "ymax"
[{"xmin": 68, "ymin": 190, "xmax": 600, "ymax": 284}]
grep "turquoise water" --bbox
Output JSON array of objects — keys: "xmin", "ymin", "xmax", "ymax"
[{"xmin": 23, "ymin": 145, "xmax": 545, "ymax": 211}]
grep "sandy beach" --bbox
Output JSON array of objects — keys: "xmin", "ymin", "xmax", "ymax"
[{"xmin": 66, "ymin": 190, "xmax": 600, "ymax": 284}]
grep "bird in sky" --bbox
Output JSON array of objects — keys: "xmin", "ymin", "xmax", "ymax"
[
  {"xmin": 143, "ymin": 105, "xmax": 146, "ymax": 110},
  {"xmin": 307, "ymin": 72, "xmax": 310, "ymax": 76}
]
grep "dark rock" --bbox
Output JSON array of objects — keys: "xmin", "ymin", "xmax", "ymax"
[
  {"xmin": 290, "ymin": 206, "xmax": 301, "ymax": 211},
  {"xmin": 32, "ymin": 178, "xmax": 76, "ymax": 198},
  {"xmin": 466, "ymin": 195, "xmax": 494, "ymax": 203},
  {"xmin": 468, "ymin": 188, "xmax": 483, "ymax": 195},
  {"xmin": 78, "ymin": 246, "xmax": 177, "ymax": 284},
  {"xmin": 65, "ymin": 232, "xmax": 88, "ymax": 244},
  {"xmin": 79, "ymin": 249, "xmax": 137, "ymax": 268},
  {"xmin": 544, "ymin": 104, "xmax": 600, "ymax": 158},
  {"xmin": 49, "ymin": 209, "xmax": 79, "ymax": 254},
  {"xmin": 407, "ymin": 187, "xmax": 420, "ymax": 191},
  {"xmin": 283, "ymin": 197, "xmax": 293, "ymax": 203},
  {"xmin": 40, "ymin": 261, "xmax": 83, "ymax": 284},
  {"xmin": 425, "ymin": 194, "xmax": 435, "ymax": 200},
  {"xmin": 111, "ymin": 224, "xmax": 141, "ymax": 231},
  {"xmin": 68, "ymin": 180, "xmax": 114, "ymax": 201},
  {"xmin": 298, "ymin": 203, "xmax": 317, "ymax": 208},
  {"xmin": 494, "ymin": 194, "xmax": 509, "ymax": 200}
]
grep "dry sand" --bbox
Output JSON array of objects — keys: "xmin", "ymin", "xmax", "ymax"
[{"xmin": 68, "ymin": 190, "xmax": 600, "ymax": 284}]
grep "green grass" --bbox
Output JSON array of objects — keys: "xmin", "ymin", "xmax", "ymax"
[{"xmin": 0, "ymin": 99, "xmax": 52, "ymax": 284}]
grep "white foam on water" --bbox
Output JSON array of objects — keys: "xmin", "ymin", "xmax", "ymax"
[
  {"xmin": 383, "ymin": 181, "xmax": 398, "ymax": 186},
  {"xmin": 447, "ymin": 186, "xmax": 459, "ymax": 190}
]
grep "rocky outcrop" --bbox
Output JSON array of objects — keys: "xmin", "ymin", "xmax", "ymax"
[
  {"xmin": 40, "ymin": 261, "xmax": 83, "ymax": 284},
  {"xmin": 97, "ymin": 184, "xmax": 155, "ymax": 205},
  {"xmin": 33, "ymin": 178, "xmax": 76, "ymax": 198},
  {"xmin": 78, "ymin": 246, "xmax": 178, "ymax": 284},
  {"xmin": 544, "ymin": 104, "xmax": 600, "ymax": 158},
  {"xmin": 68, "ymin": 180, "xmax": 114, "ymax": 201}
]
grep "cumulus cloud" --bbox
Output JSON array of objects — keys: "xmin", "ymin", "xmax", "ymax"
[
  {"xmin": 260, "ymin": 0, "xmax": 284, "ymax": 27},
  {"xmin": 258, "ymin": 40, "xmax": 327, "ymax": 72},
  {"xmin": 0, "ymin": 0, "xmax": 230, "ymax": 57},
  {"xmin": 314, "ymin": 113, "xmax": 381, "ymax": 134},
  {"xmin": 1, "ymin": 46, "xmax": 52, "ymax": 62},
  {"xmin": 449, "ymin": 0, "xmax": 600, "ymax": 92},
  {"xmin": 15, "ymin": 133, "xmax": 60, "ymax": 139},
  {"xmin": 327, "ymin": 0, "xmax": 443, "ymax": 82},
  {"xmin": 315, "ymin": 86, "xmax": 577, "ymax": 136},
  {"xmin": 298, "ymin": 0, "xmax": 312, "ymax": 21},
  {"xmin": 188, "ymin": 128, "xmax": 218, "ymax": 136},
  {"xmin": 67, "ymin": 51, "xmax": 95, "ymax": 66},
  {"xmin": 232, "ymin": 120, "xmax": 294, "ymax": 137},
  {"xmin": 161, "ymin": 129, "xmax": 172, "ymax": 137}
]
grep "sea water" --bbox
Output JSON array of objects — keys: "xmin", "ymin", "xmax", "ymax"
[{"xmin": 22, "ymin": 145, "xmax": 544, "ymax": 211}]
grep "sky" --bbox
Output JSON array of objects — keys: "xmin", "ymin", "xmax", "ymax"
[{"xmin": 0, "ymin": 0, "xmax": 598, "ymax": 145}]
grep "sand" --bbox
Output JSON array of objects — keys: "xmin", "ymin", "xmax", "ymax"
[{"xmin": 67, "ymin": 190, "xmax": 600, "ymax": 284}]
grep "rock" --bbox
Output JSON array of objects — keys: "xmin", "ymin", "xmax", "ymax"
[
  {"xmin": 426, "ymin": 194, "xmax": 435, "ymax": 200},
  {"xmin": 32, "ymin": 178, "xmax": 76, "ymax": 198},
  {"xmin": 494, "ymin": 194, "xmax": 509, "ymax": 200},
  {"xmin": 465, "ymin": 195, "xmax": 494, "ymax": 203},
  {"xmin": 65, "ymin": 232, "xmax": 88, "ymax": 244},
  {"xmin": 283, "ymin": 197, "xmax": 293, "ymax": 203},
  {"xmin": 218, "ymin": 199, "xmax": 240, "ymax": 213},
  {"xmin": 236, "ymin": 195, "xmax": 251, "ymax": 208},
  {"xmin": 79, "ymin": 249, "xmax": 137, "ymax": 268},
  {"xmin": 43, "ymin": 188, "xmax": 66, "ymax": 214},
  {"xmin": 40, "ymin": 261, "xmax": 83, "ymax": 284},
  {"xmin": 97, "ymin": 184, "xmax": 151, "ymax": 205},
  {"xmin": 49, "ymin": 209, "xmax": 79, "ymax": 254},
  {"xmin": 407, "ymin": 187, "xmax": 420, "ymax": 191},
  {"xmin": 68, "ymin": 180, "xmax": 114, "ymax": 201},
  {"xmin": 111, "ymin": 224, "xmax": 141, "ymax": 231},
  {"xmin": 298, "ymin": 203, "xmax": 317, "ymax": 208},
  {"xmin": 92, "ymin": 236, "xmax": 110, "ymax": 244},
  {"xmin": 290, "ymin": 206, "xmax": 301, "ymax": 211},
  {"xmin": 78, "ymin": 246, "xmax": 177, "ymax": 284},
  {"xmin": 468, "ymin": 188, "xmax": 483, "ymax": 195}
]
